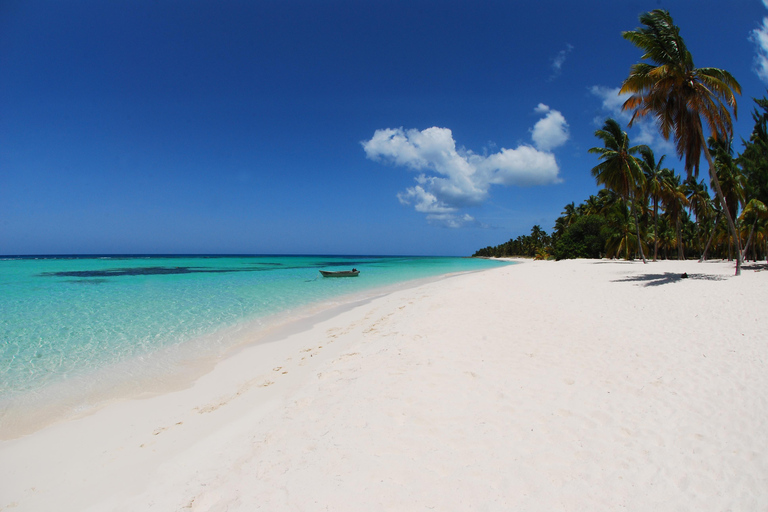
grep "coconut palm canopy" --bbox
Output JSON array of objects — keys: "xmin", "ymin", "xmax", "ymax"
[
  {"xmin": 620, "ymin": 9, "xmax": 742, "ymax": 179},
  {"xmin": 589, "ymin": 119, "xmax": 647, "ymax": 198},
  {"xmin": 619, "ymin": 9, "xmax": 748, "ymax": 274}
]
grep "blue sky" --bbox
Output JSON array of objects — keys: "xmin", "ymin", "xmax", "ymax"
[{"xmin": 2, "ymin": 0, "xmax": 767, "ymax": 256}]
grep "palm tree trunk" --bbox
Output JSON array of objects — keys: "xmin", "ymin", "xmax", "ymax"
[
  {"xmin": 630, "ymin": 195, "xmax": 647, "ymax": 263},
  {"xmin": 624, "ymin": 229, "xmax": 630, "ymax": 260},
  {"xmin": 653, "ymin": 199, "xmax": 659, "ymax": 262},
  {"xmin": 676, "ymin": 217, "xmax": 684, "ymax": 260},
  {"xmin": 702, "ymin": 142, "xmax": 742, "ymax": 276},
  {"xmin": 700, "ymin": 209, "xmax": 721, "ymax": 262},
  {"xmin": 695, "ymin": 219, "xmax": 703, "ymax": 258},
  {"xmin": 741, "ymin": 219, "xmax": 757, "ymax": 261}
]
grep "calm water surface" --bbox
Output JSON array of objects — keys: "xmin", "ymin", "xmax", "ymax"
[{"xmin": 0, "ymin": 255, "xmax": 512, "ymax": 411}]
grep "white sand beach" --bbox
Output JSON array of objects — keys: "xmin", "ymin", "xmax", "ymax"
[{"xmin": 1, "ymin": 259, "xmax": 766, "ymax": 511}]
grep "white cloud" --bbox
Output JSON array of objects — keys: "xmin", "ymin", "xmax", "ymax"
[
  {"xmin": 549, "ymin": 44, "xmax": 573, "ymax": 79},
  {"xmin": 589, "ymin": 85, "xmax": 674, "ymax": 154},
  {"xmin": 363, "ymin": 107, "xmax": 565, "ymax": 227},
  {"xmin": 530, "ymin": 104, "xmax": 570, "ymax": 151},
  {"xmin": 397, "ymin": 182, "xmax": 456, "ymax": 214},
  {"xmin": 396, "ymin": 186, "xmax": 482, "ymax": 228},
  {"xmin": 589, "ymin": 86, "xmax": 631, "ymax": 121},
  {"xmin": 476, "ymin": 146, "xmax": 559, "ymax": 186},
  {"xmin": 426, "ymin": 213, "xmax": 481, "ymax": 229},
  {"xmin": 751, "ymin": 16, "xmax": 768, "ymax": 84}
]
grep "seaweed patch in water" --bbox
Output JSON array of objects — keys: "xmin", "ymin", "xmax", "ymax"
[
  {"xmin": 64, "ymin": 278, "xmax": 110, "ymax": 284},
  {"xmin": 39, "ymin": 266, "xmax": 254, "ymax": 278}
]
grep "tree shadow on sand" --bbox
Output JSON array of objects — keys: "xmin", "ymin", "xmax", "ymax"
[{"xmin": 613, "ymin": 272, "xmax": 727, "ymax": 287}]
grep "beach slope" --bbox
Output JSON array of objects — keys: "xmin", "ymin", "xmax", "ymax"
[{"xmin": 1, "ymin": 259, "xmax": 766, "ymax": 511}]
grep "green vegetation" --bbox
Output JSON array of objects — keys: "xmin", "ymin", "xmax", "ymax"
[
  {"xmin": 620, "ymin": 9, "xmax": 743, "ymax": 273},
  {"xmin": 473, "ymin": 10, "xmax": 767, "ymax": 271}
]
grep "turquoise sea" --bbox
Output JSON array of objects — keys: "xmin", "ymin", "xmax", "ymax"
[{"xmin": 0, "ymin": 255, "xmax": 511, "ymax": 426}]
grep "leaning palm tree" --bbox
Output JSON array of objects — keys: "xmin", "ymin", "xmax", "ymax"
[
  {"xmin": 620, "ymin": 9, "xmax": 743, "ymax": 274},
  {"xmin": 710, "ymin": 137, "xmax": 745, "ymax": 222},
  {"xmin": 711, "ymin": 137, "xmax": 746, "ymax": 259}
]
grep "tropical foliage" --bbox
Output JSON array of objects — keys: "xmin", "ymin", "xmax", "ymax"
[
  {"xmin": 589, "ymin": 118, "xmax": 647, "ymax": 262},
  {"xmin": 473, "ymin": 11, "xmax": 767, "ymax": 271},
  {"xmin": 473, "ymin": 97, "xmax": 768, "ymax": 263},
  {"xmin": 619, "ymin": 9, "xmax": 743, "ymax": 273}
]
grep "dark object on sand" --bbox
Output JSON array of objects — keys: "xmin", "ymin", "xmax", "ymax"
[{"xmin": 681, "ymin": 272, "xmax": 688, "ymax": 279}]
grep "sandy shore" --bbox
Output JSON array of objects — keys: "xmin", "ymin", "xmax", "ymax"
[{"xmin": 1, "ymin": 259, "xmax": 766, "ymax": 511}]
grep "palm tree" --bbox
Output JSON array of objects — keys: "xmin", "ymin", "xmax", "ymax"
[
  {"xmin": 639, "ymin": 146, "xmax": 668, "ymax": 261},
  {"xmin": 700, "ymin": 203, "xmax": 722, "ymax": 262},
  {"xmin": 620, "ymin": 9, "xmax": 743, "ymax": 274},
  {"xmin": 553, "ymin": 202, "xmax": 579, "ymax": 240},
  {"xmin": 656, "ymin": 216, "xmax": 676, "ymax": 259},
  {"xmin": 710, "ymin": 137, "xmax": 746, "ymax": 259},
  {"xmin": 589, "ymin": 118, "xmax": 648, "ymax": 263},
  {"xmin": 598, "ymin": 189, "xmax": 622, "ymax": 213},
  {"xmin": 662, "ymin": 173, "xmax": 690, "ymax": 260},
  {"xmin": 562, "ymin": 203, "xmax": 578, "ymax": 228},
  {"xmin": 739, "ymin": 96, "xmax": 768, "ymax": 208},
  {"xmin": 710, "ymin": 138, "xmax": 745, "ymax": 218},
  {"xmin": 581, "ymin": 195, "xmax": 603, "ymax": 216},
  {"xmin": 739, "ymin": 199, "xmax": 768, "ymax": 261},
  {"xmin": 529, "ymin": 224, "xmax": 549, "ymax": 254},
  {"xmin": 685, "ymin": 177, "xmax": 711, "ymax": 257},
  {"xmin": 602, "ymin": 200, "xmax": 636, "ymax": 259}
]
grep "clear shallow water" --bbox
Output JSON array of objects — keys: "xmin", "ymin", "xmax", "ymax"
[{"xmin": 0, "ymin": 255, "xmax": 511, "ymax": 410}]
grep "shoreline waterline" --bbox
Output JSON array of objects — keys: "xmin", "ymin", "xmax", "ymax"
[{"xmin": 0, "ymin": 260, "xmax": 510, "ymax": 439}]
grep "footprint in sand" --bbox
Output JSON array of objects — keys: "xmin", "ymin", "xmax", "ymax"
[
  {"xmin": 334, "ymin": 352, "xmax": 360, "ymax": 363},
  {"xmin": 151, "ymin": 421, "xmax": 183, "ymax": 436}
]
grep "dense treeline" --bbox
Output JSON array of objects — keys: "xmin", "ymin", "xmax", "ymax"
[
  {"xmin": 474, "ymin": 95, "xmax": 768, "ymax": 262},
  {"xmin": 474, "ymin": 11, "xmax": 767, "ymax": 272}
]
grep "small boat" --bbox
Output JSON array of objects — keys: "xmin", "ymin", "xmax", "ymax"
[{"xmin": 319, "ymin": 269, "xmax": 360, "ymax": 277}]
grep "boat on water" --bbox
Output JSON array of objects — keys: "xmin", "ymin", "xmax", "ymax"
[{"xmin": 319, "ymin": 269, "xmax": 360, "ymax": 277}]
